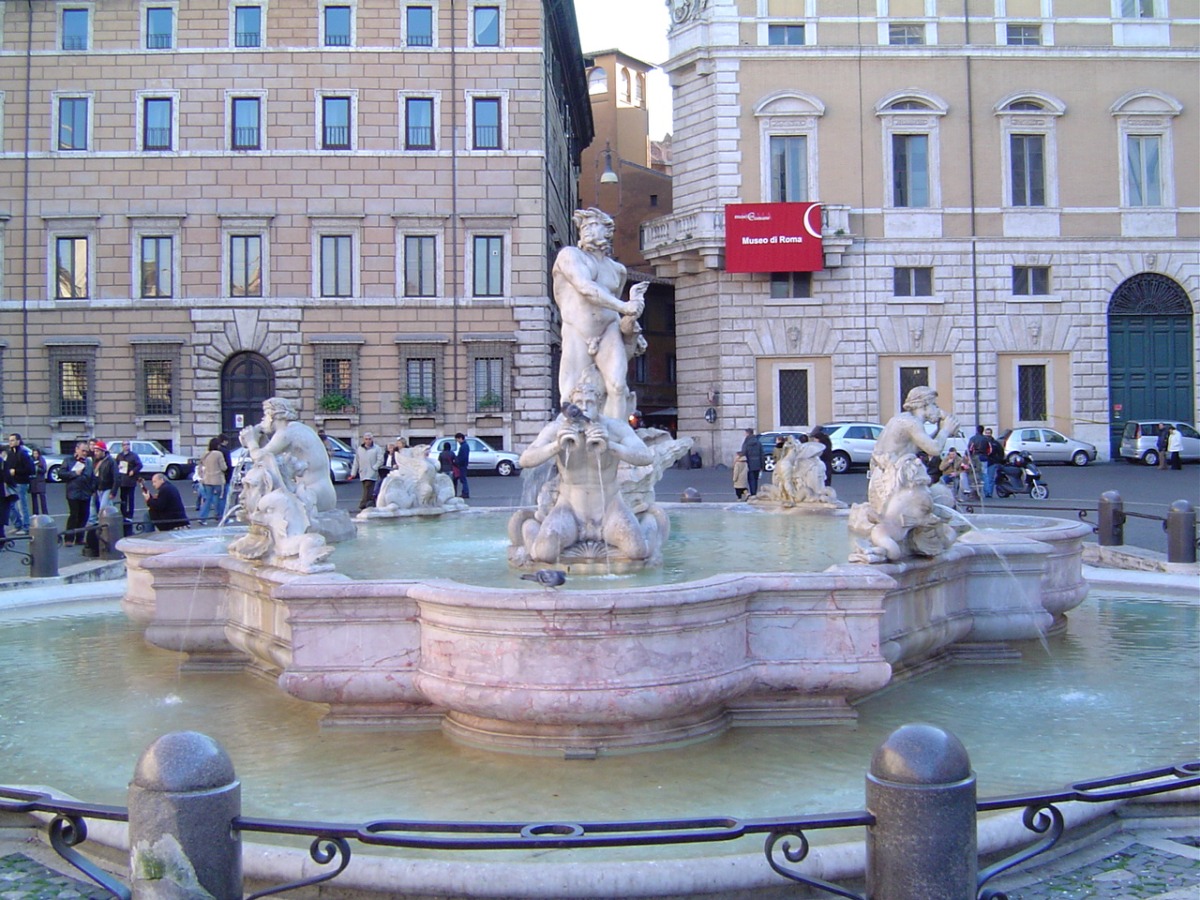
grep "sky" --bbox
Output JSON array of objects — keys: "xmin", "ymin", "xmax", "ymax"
[{"xmin": 572, "ymin": 0, "xmax": 673, "ymax": 139}]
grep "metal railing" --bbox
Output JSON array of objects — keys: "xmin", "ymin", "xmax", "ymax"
[{"xmin": 1, "ymin": 727, "xmax": 1195, "ymax": 900}]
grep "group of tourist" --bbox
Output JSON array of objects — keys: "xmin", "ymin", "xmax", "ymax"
[
  {"xmin": 733, "ymin": 426, "xmax": 834, "ymax": 500},
  {"xmin": 435, "ymin": 434, "xmax": 471, "ymax": 500}
]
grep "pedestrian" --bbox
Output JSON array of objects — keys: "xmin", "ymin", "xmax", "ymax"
[
  {"xmin": 808, "ymin": 425, "xmax": 834, "ymax": 486},
  {"xmin": 1166, "ymin": 425, "xmax": 1184, "ymax": 470},
  {"xmin": 142, "ymin": 473, "xmax": 190, "ymax": 531},
  {"xmin": 115, "ymin": 439, "xmax": 144, "ymax": 527},
  {"xmin": 29, "ymin": 448, "xmax": 49, "ymax": 516},
  {"xmin": 197, "ymin": 437, "xmax": 229, "ymax": 523},
  {"xmin": 4, "ymin": 433, "xmax": 34, "ymax": 533},
  {"xmin": 218, "ymin": 434, "xmax": 234, "ymax": 510},
  {"xmin": 90, "ymin": 441, "xmax": 116, "ymax": 522},
  {"xmin": 350, "ymin": 432, "xmax": 384, "ymax": 510},
  {"xmin": 454, "ymin": 433, "xmax": 471, "ymax": 499},
  {"xmin": 1156, "ymin": 423, "xmax": 1170, "ymax": 471},
  {"xmin": 740, "ymin": 427, "xmax": 764, "ymax": 496},
  {"xmin": 984, "ymin": 428, "xmax": 1005, "ymax": 498},
  {"xmin": 437, "ymin": 440, "xmax": 456, "ymax": 486},
  {"xmin": 62, "ymin": 442, "xmax": 94, "ymax": 545},
  {"xmin": 732, "ymin": 451, "xmax": 748, "ymax": 499}
]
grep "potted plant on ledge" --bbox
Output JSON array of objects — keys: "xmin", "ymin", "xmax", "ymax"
[
  {"xmin": 402, "ymin": 394, "xmax": 436, "ymax": 414},
  {"xmin": 476, "ymin": 391, "xmax": 503, "ymax": 413},
  {"xmin": 318, "ymin": 392, "xmax": 355, "ymax": 415}
]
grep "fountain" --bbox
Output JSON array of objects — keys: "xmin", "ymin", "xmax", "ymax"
[{"xmin": 117, "ymin": 206, "xmax": 1094, "ymax": 755}]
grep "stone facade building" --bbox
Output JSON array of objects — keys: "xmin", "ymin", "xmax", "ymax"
[
  {"xmin": 0, "ymin": 0, "xmax": 592, "ymax": 457},
  {"xmin": 644, "ymin": 0, "xmax": 1198, "ymax": 463}
]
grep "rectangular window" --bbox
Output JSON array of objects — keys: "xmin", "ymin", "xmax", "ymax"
[
  {"xmin": 405, "ymin": 97, "xmax": 434, "ymax": 149},
  {"xmin": 324, "ymin": 5, "xmax": 351, "ymax": 45},
  {"xmin": 1010, "ymin": 134, "xmax": 1045, "ymax": 207},
  {"xmin": 767, "ymin": 23, "xmax": 805, "ymax": 45},
  {"xmin": 778, "ymin": 369, "xmax": 810, "ymax": 427},
  {"xmin": 234, "ymin": 6, "xmax": 262, "ymax": 47},
  {"xmin": 473, "ymin": 357, "xmax": 503, "ymax": 411},
  {"xmin": 403, "ymin": 235, "xmax": 436, "ymax": 296},
  {"xmin": 321, "ymin": 358, "xmax": 353, "ymax": 399},
  {"xmin": 893, "ymin": 266, "xmax": 933, "ymax": 297},
  {"xmin": 473, "ymin": 97, "xmax": 501, "ymax": 149},
  {"xmin": 146, "ymin": 7, "xmax": 174, "ymax": 49},
  {"xmin": 62, "ymin": 8, "xmax": 89, "ymax": 50},
  {"xmin": 1120, "ymin": 0, "xmax": 1159, "ymax": 16},
  {"xmin": 899, "ymin": 367, "xmax": 929, "ymax": 409},
  {"xmin": 58, "ymin": 97, "xmax": 89, "ymax": 151},
  {"xmin": 888, "ymin": 23, "xmax": 924, "ymax": 45},
  {"xmin": 405, "ymin": 358, "xmax": 436, "ymax": 406},
  {"xmin": 667, "ymin": 354, "xmax": 676, "ymax": 384},
  {"xmin": 1126, "ymin": 134, "xmax": 1162, "ymax": 206},
  {"xmin": 769, "ymin": 135, "xmax": 808, "ymax": 202},
  {"xmin": 320, "ymin": 235, "xmax": 353, "ymax": 297},
  {"xmin": 55, "ymin": 237, "xmax": 89, "ymax": 299},
  {"xmin": 472, "ymin": 235, "xmax": 503, "ymax": 296},
  {"xmin": 406, "ymin": 5, "xmax": 433, "ymax": 46},
  {"xmin": 1012, "ymin": 265, "xmax": 1050, "ymax": 296},
  {"xmin": 140, "ymin": 236, "xmax": 173, "ymax": 298},
  {"xmin": 322, "ymin": 97, "xmax": 351, "ymax": 149},
  {"xmin": 58, "ymin": 361, "xmax": 89, "ymax": 417},
  {"xmin": 1006, "ymin": 23, "xmax": 1041, "ymax": 45},
  {"xmin": 230, "ymin": 234, "xmax": 262, "ymax": 297},
  {"xmin": 633, "ymin": 355, "xmax": 647, "ymax": 384},
  {"xmin": 1017, "ymin": 365, "xmax": 1047, "ymax": 421},
  {"xmin": 892, "ymin": 134, "xmax": 929, "ymax": 207},
  {"xmin": 473, "ymin": 6, "xmax": 500, "ymax": 46},
  {"xmin": 770, "ymin": 271, "xmax": 812, "ymax": 299},
  {"xmin": 143, "ymin": 97, "xmax": 173, "ymax": 151},
  {"xmin": 231, "ymin": 97, "xmax": 261, "ymax": 150},
  {"xmin": 143, "ymin": 359, "xmax": 174, "ymax": 415}
]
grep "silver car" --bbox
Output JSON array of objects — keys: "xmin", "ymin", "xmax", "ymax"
[
  {"xmin": 819, "ymin": 422, "xmax": 885, "ymax": 474},
  {"xmin": 426, "ymin": 436, "xmax": 521, "ymax": 476},
  {"xmin": 1000, "ymin": 428, "xmax": 1096, "ymax": 466},
  {"xmin": 1120, "ymin": 420, "xmax": 1200, "ymax": 466}
]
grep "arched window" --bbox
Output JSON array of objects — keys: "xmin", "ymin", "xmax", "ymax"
[
  {"xmin": 875, "ymin": 91, "xmax": 948, "ymax": 209},
  {"xmin": 994, "ymin": 92, "xmax": 1065, "ymax": 209},
  {"xmin": 587, "ymin": 67, "xmax": 607, "ymax": 96}
]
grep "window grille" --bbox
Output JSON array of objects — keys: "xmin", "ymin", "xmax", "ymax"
[
  {"xmin": 1017, "ymin": 365, "xmax": 1047, "ymax": 421},
  {"xmin": 144, "ymin": 359, "xmax": 175, "ymax": 415},
  {"xmin": 778, "ymin": 370, "xmax": 809, "ymax": 427},
  {"xmin": 58, "ymin": 360, "xmax": 89, "ymax": 417}
]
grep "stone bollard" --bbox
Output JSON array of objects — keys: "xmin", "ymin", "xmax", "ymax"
[
  {"xmin": 1097, "ymin": 490, "xmax": 1124, "ymax": 546},
  {"xmin": 1166, "ymin": 499, "xmax": 1197, "ymax": 564},
  {"xmin": 866, "ymin": 723, "xmax": 977, "ymax": 900},
  {"xmin": 28, "ymin": 514, "xmax": 59, "ymax": 578},
  {"xmin": 128, "ymin": 732, "xmax": 242, "ymax": 899},
  {"xmin": 98, "ymin": 502, "xmax": 125, "ymax": 560}
]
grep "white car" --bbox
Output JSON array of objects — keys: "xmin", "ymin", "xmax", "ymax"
[
  {"xmin": 101, "ymin": 439, "xmax": 196, "ymax": 480},
  {"xmin": 425, "ymin": 436, "xmax": 521, "ymax": 476},
  {"xmin": 1000, "ymin": 428, "xmax": 1097, "ymax": 466}
]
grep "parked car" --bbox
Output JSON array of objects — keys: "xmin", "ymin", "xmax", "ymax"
[
  {"xmin": 820, "ymin": 422, "xmax": 885, "ymax": 474},
  {"xmin": 229, "ymin": 433, "xmax": 354, "ymax": 483},
  {"xmin": 999, "ymin": 428, "xmax": 1097, "ymax": 467},
  {"xmin": 425, "ymin": 436, "xmax": 521, "ymax": 476},
  {"xmin": 100, "ymin": 439, "xmax": 196, "ymax": 480},
  {"xmin": 757, "ymin": 432, "xmax": 809, "ymax": 472},
  {"xmin": 26, "ymin": 445, "xmax": 67, "ymax": 483},
  {"xmin": 1119, "ymin": 420, "xmax": 1200, "ymax": 467}
]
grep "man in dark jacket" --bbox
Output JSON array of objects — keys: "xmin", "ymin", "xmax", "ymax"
[
  {"xmin": 90, "ymin": 441, "xmax": 116, "ymax": 522},
  {"xmin": 62, "ymin": 442, "xmax": 94, "ymax": 545},
  {"xmin": 453, "ymin": 433, "xmax": 471, "ymax": 499},
  {"xmin": 740, "ymin": 427, "xmax": 764, "ymax": 496},
  {"xmin": 115, "ymin": 440, "xmax": 144, "ymax": 527},
  {"xmin": 4, "ymin": 433, "xmax": 34, "ymax": 533},
  {"xmin": 143, "ymin": 473, "xmax": 190, "ymax": 531},
  {"xmin": 808, "ymin": 425, "xmax": 834, "ymax": 487}
]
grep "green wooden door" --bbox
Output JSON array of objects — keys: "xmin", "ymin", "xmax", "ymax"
[{"xmin": 1107, "ymin": 274, "xmax": 1194, "ymax": 455}]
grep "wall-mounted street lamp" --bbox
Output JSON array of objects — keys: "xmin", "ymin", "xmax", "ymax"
[{"xmin": 600, "ymin": 142, "xmax": 619, "ymax": 184}]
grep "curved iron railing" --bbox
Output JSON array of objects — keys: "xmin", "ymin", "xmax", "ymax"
[{"xmin": 1, "ymin": 760, "xmax": 1196, "ymax": 899}]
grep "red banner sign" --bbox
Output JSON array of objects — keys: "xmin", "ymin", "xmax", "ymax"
[{"xmin": 724, "ymin": 202, "xmax": 824, "ymax": 273}]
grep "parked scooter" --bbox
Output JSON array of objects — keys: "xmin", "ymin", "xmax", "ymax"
[{"xmin": 994, "ymin": 452, "xmax": 1048, "ymax": 500}]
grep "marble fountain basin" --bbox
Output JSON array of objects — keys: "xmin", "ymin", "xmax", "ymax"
[{"xmin": 119, "ymin": 508, "xmax": 1092, "ymax": 754}]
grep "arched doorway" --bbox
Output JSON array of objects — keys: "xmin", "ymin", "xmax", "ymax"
[
  {"xmin": 1107, "ymin": 273, "xmax": 1194, "ymax": 454},
  {"xmin": 221, "ymin": 352, "xmax": 275, "ymax": 439}
]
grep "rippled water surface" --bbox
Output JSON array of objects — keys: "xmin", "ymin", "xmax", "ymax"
[{"xmin": 2, "ymin": 590, "xmax": 1195, "ymax": 851}]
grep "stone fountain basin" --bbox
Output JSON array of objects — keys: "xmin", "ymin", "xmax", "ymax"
[{"xmin": 119, "ymin": 511, "xmax": 1092, "ymax": 754}]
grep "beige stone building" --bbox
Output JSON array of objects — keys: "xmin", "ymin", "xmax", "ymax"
[
  {"xmin": 645, "ymin": 0, "xmax": 1198, "ymax": 462},
  {"xmin": 0, "ymin": 0, "xmax": 592, "ymax": 458}
]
